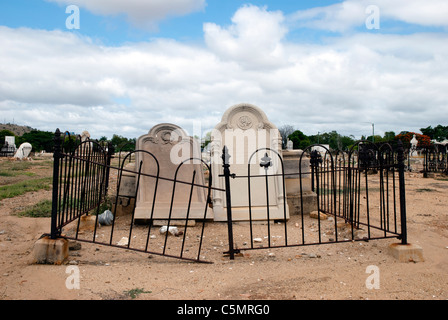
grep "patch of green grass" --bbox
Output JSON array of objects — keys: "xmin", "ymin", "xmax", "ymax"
[
  {"xmin": 0, "ymin": 177, "xmax": 52, "ymax": 201},
  {"xmin": 0, "ymin": 170, "xmax": 35, "ymax": 177},
  {"xmin": 18, "ymin": 199, "xmax": 52, "ymax": 217},
  {"xmin": 124, "ymin": 288, "xmax": 152, "ymax": 299},
  {"xmin": 415, "ymin": 188, "xmax": 438, "ymax": 192}
]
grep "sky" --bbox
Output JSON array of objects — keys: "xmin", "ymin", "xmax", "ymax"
[{"xmin": 0, "ymin": 0, "xmax": 447, "ymax": 140}]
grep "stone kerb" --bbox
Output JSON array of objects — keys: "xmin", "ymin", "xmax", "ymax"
[{"xmin": 210, "ymin": 103, "xmax": 289, "ymax": 222}]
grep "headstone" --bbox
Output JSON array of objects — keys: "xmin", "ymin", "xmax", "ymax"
[
  {"xmin": 133, "ymin": 123, "xmax": 212, "ymax": 221},
  {"xmin": 79, "ymin": 130, "xmax": 93, "ymax": 155},
  {"xmin": 312, "ymin": 145, "xmax": 330, "ymax": 155},
  {"xmin": 80, "ymin": 130, "xmax": 90, "ymax": 142},
  {"xmin": 14, "ymin": 142, "xmax": 32, "ymax": 159},
  {"xmin": 210, "ymin": 103, "xmax": 289, "ymax": 221},
  {"xmin": 286, "ymin": 138, "xmax": 293, "ymax": 151},
  {"xmin": 1, "ymin": 136, "xmax": 16, "ymax": 156},
  {"xmin": 5, "ymin": 136, "xmax": 15, "ymax": 147}
]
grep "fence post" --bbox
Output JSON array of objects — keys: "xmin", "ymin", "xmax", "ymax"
[
  {"xmin": 222, "ymin": 146, "xmax": 235, "ymax": 260},
  {"xmin": 50, "ymin": 129, "xmax": 62, "ymax": 239},
  {"xmin": 397, "ymin": 140, "xmax": 408, "ymax": 245},
  {"xmin": 104, "ymin": 142, "xmax": 114, "ymax": 195}
]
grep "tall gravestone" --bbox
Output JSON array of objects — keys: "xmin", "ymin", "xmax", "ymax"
[
  {"xmin": 210, "ymin": 103, "xmax": 289, "ymax": 222},
  {"xmin": 133, "ymin": 123, "xmax": 212, "ymax": 221}
]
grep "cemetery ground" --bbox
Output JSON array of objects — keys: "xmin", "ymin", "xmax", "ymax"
[{"xmin": 0, "ymin": 156, "xmax": 447, "ymax": 301}]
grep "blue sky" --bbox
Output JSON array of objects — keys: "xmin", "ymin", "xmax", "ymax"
[
  {"xmin": 0, "ymin": 0, "xmax": 347, "ymax": 44},
  {"xmin": 0, "ymin": 0, "xmax": 447, "ymax": 140}
]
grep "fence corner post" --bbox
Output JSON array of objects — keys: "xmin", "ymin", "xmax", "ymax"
[
  {"xmin": 50, "ymin": 129, "xmax": 62, "ymax": 239},
  {"xmin": 222, "ymin": 146, "xmax": 235, "ymax": 260},
  {"xmin": 397, "ymin": 140, "xmax": 408, "ymax": 245},
  {"xmin": 105, "ymin": 142, "xmax": 115, "ymax": 195}
]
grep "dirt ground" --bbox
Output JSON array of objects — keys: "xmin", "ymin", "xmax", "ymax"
[{"xmin": 0, "ymin": 158, "xmax": 447, "ymax": 302}]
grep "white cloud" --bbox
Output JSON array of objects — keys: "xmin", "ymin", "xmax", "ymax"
[
  {"xmin": 288, "ymin": 1, "xmax": 365, "ymax": 32},
  {"xmin": 1, "ymin": 5, "xmax": 448, "ymax": 140},
  {"xmin": 204, "ymin": 5, "xmax": 288, "ymax": 69},
  {"xmin": 288, "ymin": 0, "xmax": 448, "ymax": 32},
  {"xmin": 47, "ymin": 0, "xmax": 206, "ymax": 29}
]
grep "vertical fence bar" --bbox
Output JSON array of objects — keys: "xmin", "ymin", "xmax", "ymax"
[
  {"xmin": 105, "ymin": 142, "xmax": 114, "ymax": 195},
  {"xmin": 222, "ymin": 146, "xmax": 235, "ymax": 260},
  {"xmin": 397, "ymin": 140, "xmax": 408, "ymax": 245},
  {"xmin": 50, "ymin": 129, "xmax": 62, "ymax": 239}
]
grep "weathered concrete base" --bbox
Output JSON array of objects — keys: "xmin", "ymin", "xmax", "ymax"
[
  {"xmin": 111, "ymin": 196, "xmax": 135, "ymax": 217},
  {"xmin": 33, "ymin": 236, "xmax": 69, "ymax": 265},
  {"xmin": 78, "ymin": 215, "xmax": 97, "ymax": 232},
  {"xmin": 287, "ymin": 192, "xmax": 317, "ymax": 215},
  {"xmin": 388, "ymin": 243, "xmax": 424, "ymax": 262}
]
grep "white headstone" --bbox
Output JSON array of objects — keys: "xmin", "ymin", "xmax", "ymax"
[
  {"xmin": 210, "ymin": 103, "xmax": 289, "ymax": 222},
  {"xmin": 286, "ymin": 138, "xmax": 293, "ymax": 150},
  {"xmin": 5, "ymin": 136, "xmax": 15, "ymax": 147},
  {"xmin": 14, "ymin": 142, "xmax": 32, "ymax": 159}
]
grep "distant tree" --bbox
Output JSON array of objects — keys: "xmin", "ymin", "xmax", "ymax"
[
  {"xmin": 278, "ymin": 125, "xmax": 295, "ymax": 149},
  {"xmin": 395, "ymin": 132, "xmax": 431, "ymax": 148},
  {"xmin": 111, "ymin": 134, "xmax": 135, "ymax": 151},
  {"xmin": 202, "ymin": 131, "xmax": 212, "ymax": 150},
  {"xmin": 308, "ymin": 131, "xmax": 355, "ymax": 151},
  {"xmin": 288, "ymin": 130, "xmax": 310, "ymax": 150},
  {"xmin": 383, "ymin": 131, "xmax": 396, "ymax": 141},
  {"xmin": 16, "ymin": 130, "xmax": 54, "ymax": 152},
  {"xmin": 420, "ymin": 125, "xmax": 448, "ymax": 142},
  {"xmin": 366, "ymin": 135, "xmax": 384, "ymax": 143}
]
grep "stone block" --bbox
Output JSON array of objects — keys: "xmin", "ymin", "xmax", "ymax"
[
  {"xmin": 388, "ymin": 243, "xmax": 424, "ymax": 262},
  {"xmin": 111, "ymin": 196, "xmax": 135, "ymax": 217},
  {"xmin": 78, "ymin": 215, "xmax": 97, "ymax": 231},
  {"xmin": 287, "ymin": 192, "xmax": 317, "ymax": 215},
  {"xmin": 309, "ymin": 210, "xmax": 327, "ymax": 220},
  {"xmin": 33, "ymin": 236, "xmax": 68, "ymax": 265}
]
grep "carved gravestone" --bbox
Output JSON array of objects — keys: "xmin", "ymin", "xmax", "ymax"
[
  {"xmin": 133, "ymin": 123, "xmax": 212, "ymax": 221},
  {"xmin": 210, "ymin": 103, "xmax": 289, "ymax": 221}
]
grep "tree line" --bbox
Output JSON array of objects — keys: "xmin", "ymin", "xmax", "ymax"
[
  {"xmin": 2, "ymin": 124, "xmax": 447, "ymax": 154},
  {"xmin": 279, "ymin": 124, "xmax": 447, "ymax": 151},
  {"xmin": 0, "ymin": 129, "xmax": 136, "ymax": 153}
]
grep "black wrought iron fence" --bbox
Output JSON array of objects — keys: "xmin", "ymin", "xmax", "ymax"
[
  {"xmin": 47, "ymin": 128, "xmax": 409, "ymax": 263},
  {"xmin": 221, "ymin": 140, "xmax": 408, "ymax": 260},
  {"xmin": 48, "ymin": 129, "xmax": 218, "ymax": 263},
  {"xmin": 0, "ymin": 144, "xmax": 16, "ymax": 157},
  {"xmin": 50, "ymin": 129, "xmax": 113, "ymax": 239},
  {"xmin": 423, "ymin": 144, "xmax": 448, "ymax": 174}
]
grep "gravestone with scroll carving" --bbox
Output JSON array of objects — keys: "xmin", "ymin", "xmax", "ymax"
[
  {"xmin": 210, "ymin": 103, "xmax": 289, "ymax": 221},
  {"xmin": 133, "ymin": 123, "xmax": 212, "ymax": 221}
]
